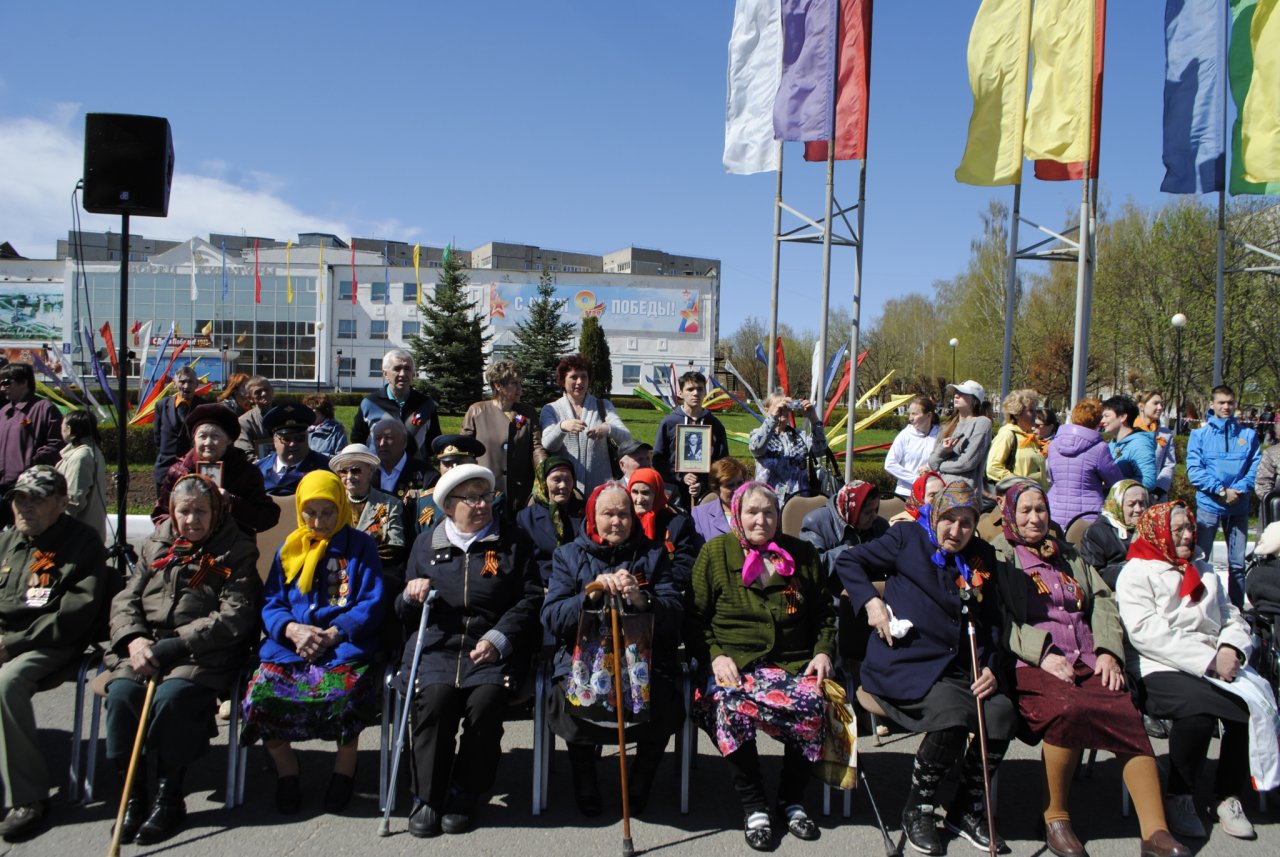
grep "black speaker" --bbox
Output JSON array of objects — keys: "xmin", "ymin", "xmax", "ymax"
[{"xmin": 82, "ymin": 113, "xmax": 174, "ymax": 217}]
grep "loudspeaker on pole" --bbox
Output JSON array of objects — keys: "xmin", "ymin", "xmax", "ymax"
[{"xmin": 82, "ymin": 113, "xmax": 174, "ymax": 218}]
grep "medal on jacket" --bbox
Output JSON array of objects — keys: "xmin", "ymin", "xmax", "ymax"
[
  {"xmin": 25, "ymin": 550, "xmax": 57, "ymax": 607},
  {"xmin": 328, "ymin": 558, "xmax": 350, "ymax": 607}
]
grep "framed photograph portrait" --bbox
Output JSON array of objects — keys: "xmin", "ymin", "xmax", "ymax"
[
  {"xmin": 675, "ymin": 424, "xmax": 712, "ymax": 474},
  {"xmin": 197, "ymin": 461, "xmax": 224, "ymax": 488}
]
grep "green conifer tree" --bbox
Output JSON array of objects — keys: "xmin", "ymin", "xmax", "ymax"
[
  {"xmin": 409, "ymin": 247, "xmax": 488, "ymax": 410},
  {"xmin": 511, "ymin": 265, "xmax": 575, "ymax": 407},
  {"xmin": 579, "ymin": 315, "xmax": 612, "ymax": 398}
]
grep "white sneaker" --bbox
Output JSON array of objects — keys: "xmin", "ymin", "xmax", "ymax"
[
  {"xmin": 1163, "ymin": 794, "xmax": 1206, "ymax": 839},
  {"xmin": 1215, "ymin": 796, "xmax": 1256, "ymax": 839}
]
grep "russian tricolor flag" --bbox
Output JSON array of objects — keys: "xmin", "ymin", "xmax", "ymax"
[{"xmin": 724, "ymin": 0, "xmax": 873, "ymax": 175}]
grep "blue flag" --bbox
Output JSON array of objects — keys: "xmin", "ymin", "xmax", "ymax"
[
  {"xmin": 1161, "ymin": 0, "xmax": 1227, "ymax": 194},
  {"xmin": 754, "ymin": 342, "xmax": 768, "ymax": 366},
  {"xmin": 82, "ymin": 327, "xmax": 119, "ymax": 413}
]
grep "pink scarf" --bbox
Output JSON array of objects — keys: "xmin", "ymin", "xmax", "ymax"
[{"xmin": 729, "ymin": 481, "xmax": 795, "ymax": 586}]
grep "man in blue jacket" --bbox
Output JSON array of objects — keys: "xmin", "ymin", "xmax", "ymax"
[
  {"xmin": 1186, "ymin": 384, "xmax": 1261, "ymax": 607},
  {"xmin": 1101, "ymin": 395, "xmax": 1157, "ymax": 491}
]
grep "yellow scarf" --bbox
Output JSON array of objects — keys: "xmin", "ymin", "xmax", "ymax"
[{"xmin": 279, "ymin": 470, "xmax": 352, "ymax": 594}]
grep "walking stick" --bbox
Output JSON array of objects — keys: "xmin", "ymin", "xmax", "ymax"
[
  {"xmin": 963, "ymin": 605, "xmax": 998, "ymax": 857},
  {"xmin": 608, "ymin": 591, "xmax": 635, "ymax": 857},
  {"xmin": 107, "ymin": 677, "xmax": 157, "ymax": 857},
  {"xmin": 378, "ymin": 588, "xmax": 438, "ymax": 837}
]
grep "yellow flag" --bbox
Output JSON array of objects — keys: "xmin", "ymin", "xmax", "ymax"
[
  {"xmin": 1243, "ymin": 0, "xmax": 1280, "ymax": 182},
  {"xmin": 286, "ymin": 240, "xmax": 294, "ymax": 304},
  {"xmin": 955, "ymin": 0, "xmax": 1033, "ymax": 186},
  {"xmin": 317, "ymin": 242, "xmax": 325, "ymax": 303},
  {"xmin": 200, "ymin": 320, "xmax": 213, "ymax": 335},
  {"xmin": 412, "ymin": 244, "xmax": 421, "ymax": 305},
  {"xmin": 1023, "ymin": 0, "xmax": 1095, "ymax": 164}
]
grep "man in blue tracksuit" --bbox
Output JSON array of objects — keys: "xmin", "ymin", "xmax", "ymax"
[{"xmin": 1186, "ymin": 384, "xmax": 1262, "ymax": 607}]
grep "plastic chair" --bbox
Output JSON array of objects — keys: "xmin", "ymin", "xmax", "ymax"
[
  {"xmin": 878, "ymin": 495, "xmax": 906, "ymax": 522},
  {"xmin": 1063, "ymin": 512, "xmax": 1096, "ymax": 550},
  {"xmin": 781, "ymin": 494, "xmax": 827, "ymax": 538},
  {"xmin": 254, "ymin": 495, "xmax": 297, "ymax": 583}
]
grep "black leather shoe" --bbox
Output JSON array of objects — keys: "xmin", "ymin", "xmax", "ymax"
[
  {"xmin": 903, "ymin": 805, "xmax": 944, "ymax": 856},
  {"xmin": 116, "ymin": 793, "xmax": 149, "ymax": 844},
  {"xmin": 408, "ymin": 803, "xmax": 441, "ymax": 838},
  {"xmin": 275, "ymin": 775, "xmax": 301, "ymax": 814},
  {"xmin": 743, "ymin": 810, "xmax": 775, "ymax": 852},
  {"xmin": 135, "ymin": 777, "xmax": 186, "ymax": 846},
  {"xmin": 944, "ymin": 808, "xmax": 1009, "ymax": 854},
  {"xmin": 324, "ymin": 773, "xmax": 355, "ymax": 813},
  {"xmin": 441, "ymin": 812, "xmax": 472, "ymax": 834},
  {"xmin": 779, "ymin": 804, "xmax": 820, "ymax": 841}
]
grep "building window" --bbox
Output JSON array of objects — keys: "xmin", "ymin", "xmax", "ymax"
[
  {"xmin": 339, "ymin": 280, "xmax": 354, "ymax": 301},
  {"xmin": 338, "ymin": 357, "xmax": 355, "ymax": 377},
  {"xmin": 370, "ymin": 281, "xmax": 389, "ymax": 302},
  {"xmin": 370, "ymin": 320, "xmax": 389, "ymax": 340},
  {"xmin": 622, "ymin": 364, "xmax": 641, "ymax": 386},
  {"xmin": 368, "ymin": 358, "xmax": 382, "ymax": 377},
  {"xmin": 402, "ymin": 321, "xmax": 420, "ymax": 339},
  {"xmin": 337, "ymin": 319, "xmax": 356, "ymax": 340},
  {"xmin": 402, "ymin": 282, "xmax": 417, "ymax": 302}
]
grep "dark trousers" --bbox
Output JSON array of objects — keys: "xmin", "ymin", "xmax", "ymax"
[
  {"xmin": 105, "ymin": 677, "xmax": 218, "ymax": 772},
  {"xmin": 1167, "ymin": 713, "xmax": 1251, "ymax": 799},
  {"xmin": 410, "ymin": 682, "xmax": 507, "ymax": 809},
  {"xmin": 723, "ymin": 739, "xmax": 812, "ymax": 815}
]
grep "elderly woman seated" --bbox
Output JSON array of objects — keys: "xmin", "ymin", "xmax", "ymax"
[
  {"xmin": 398, "ymin": 464, "xmax": 542, "ymax": 837},
  {"xmin": 241, "ymin": 470, "xmax": 386, "ymax": 815},
  {"xmin": 154, "ymin": 403, "xmax": 279, "ymax": 533},
  {"xmin": 329, "ymin": 443, "xmax": 407, "ymax": 584},
  {"xmin": 1078, "ymin": 479, "xmax": 1149, "ymax": 588},
  {"xmin": 887, "ymin": 470, "xmax": 946, "ymax": 526},
  {"xmin": 1117, "ymin": 502, "xmax": 1277, "ymax": 843},
  {"xmin": 835, "ymin": 482, "xmax": 1015, "ymax": 856},
  {"xmin": 516, "ymin": 456, "xmax": 585, "ymax": 588},
  {"xmin": 991, "ymin": 483, "xmax": 1188, "ymax": 857},
  {"xmin": 686, "ymin": 481, "xmax": 835, "ymax": 851},
  {"xmin": 627, "ymin": 467, "xmax": 702, "ymax": 593},
  {"xmin": 104, "ymin": 474, "xmax": 260, "ymax": 845},
  {"xmin": 691, "ymin": 457, "xmax": 750, "ymax": 543},
  {"xmin": 542, "ymin": 483, "xmax": 682, "ymax": 817}
]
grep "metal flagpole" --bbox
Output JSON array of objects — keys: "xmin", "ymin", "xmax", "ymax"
[
  {"xmin": 768, "ymin": 141, "xmax": 784, "ymax": 393},
  {"xmin": 844, "ymin": 158, "xmax": 867, "ymax": 481},
  {"xmin": 1213, "ymin": 0, "xmax": 1229, "ymax": 389},
  {"xmin": 1001, "ymin": 184, "xmax": 1021, "ymax": 401},
  {"xmin": 1069, "ymin": 166, "xmax": 1092, "ymax": 404},
  {"xmin": 817, "ymin": 131, "xmax": 837, "ymax": 410}
]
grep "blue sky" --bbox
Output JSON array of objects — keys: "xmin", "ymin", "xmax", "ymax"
[{"xmin": 0, "ymin": 2, "xmax": 1197, "ymax": 338}]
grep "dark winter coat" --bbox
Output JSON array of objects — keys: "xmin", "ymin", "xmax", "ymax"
[{"xmin": 154, "ymin": 447, "xmax": 280, "ymax": 534}]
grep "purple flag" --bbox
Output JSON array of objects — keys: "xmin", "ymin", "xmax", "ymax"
[
  {"xmin": 773, "ymin": 0, "xmax": 838, "ymax": 143},
  {"xmin": 82, "ymin": 327, "xmax": 119, "ymax": 412},
  {"xmin": 1161, "ymin": 0, "xmax": 1226, "ymax": 194}
]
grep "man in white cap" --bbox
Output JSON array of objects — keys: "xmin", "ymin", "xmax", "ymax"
[{"xmin": 330, "ymin": 444, "xmax": 407, "ymax": 581}]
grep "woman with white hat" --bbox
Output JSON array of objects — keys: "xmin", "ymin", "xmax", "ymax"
[{"xmin": 929, "ymin": 380, "xmax": 992, "ymax": 492}]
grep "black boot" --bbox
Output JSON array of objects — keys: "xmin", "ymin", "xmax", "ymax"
[
  {"xmin": 627, "ymin": 738, "xmax": 666, "ymax": 815},
  {"xmin": 567, "ymin": 743, "xmax": 602, "ymax": 816},
  {"xmin": 135, "ymin": 768, "xmax": 186, "ymax": 845},
  {"xmin": 902, "ymin": 752, "xmax": 949, "ymax": 856},
  {"xmin": 943, "ymin": 740, "xmax": 1009, "ymax": 854},
  {"xmin": 113, "ymin": 760, "xmax": 149, "ymax": 845}
]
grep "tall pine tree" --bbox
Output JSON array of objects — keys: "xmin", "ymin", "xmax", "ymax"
[
  {"xmin": 579, "ymin": 315, "xmax": 612, "ymax": 398},
  {"xmin": 511, "ymin": 265, "xmax": 575, "ymax": 408},
  {"xmin": 409, "ymin": 247, "xmax": 488, "ymax": 410}
]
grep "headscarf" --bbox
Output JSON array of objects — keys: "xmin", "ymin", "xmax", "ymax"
[
  {"xmin": 917, "ymin": 481, "xmax": 985, "ymax": 595},
  {"xmin": 1000, "ymin": 482, "xmax": 1058, "ymax": 559},
  {"xmin": 1127, "ymin": 501, "xmax": 1204, "ymax": 602},
  {"xmin": 1101, "ymin": 479, "xmax": 1146, "ymax": 538},
  {"xmin": 834, "ymin": 480, "xmax": 877, "ymax": 530},
  {"xmin": 627, "ymin": 467, "xmax": 668, "ymax": 541},
  {"xmin": 151, "ymin": 473, "xmax": 229, "ymax": 580},
  {"xmin": 584, "ymin": 483, "xmax": 635, "ymax": 546},
  {"xmin": 904, "ymin": 470, "xmax": 943, "ymax": 520},
  {"xmin": 532, "ymin": 455, "xmax": 582, "ymax": 544},
  {"xmin": 279, "ymin": 470, "xmax": 352, "ymax": 594},
  {"xmin": 728, "ymin": 481, "xmax": 795, "ymax": 587}
]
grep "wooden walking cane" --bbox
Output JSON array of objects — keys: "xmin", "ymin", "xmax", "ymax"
[
  {"xmin": 963, "ymin": 604, "xmax": 998, "ymax": 857},
  {"xmin": 608, "ymin": 591, "xmax": 635, "ymax": 857},
  {"xmin": 107, "ymin": 677, "xmax": 157, "ymax": 857}
]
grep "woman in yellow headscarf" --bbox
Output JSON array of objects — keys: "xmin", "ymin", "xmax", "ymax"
[{"xmin": 242, "ymin": 470, "xmax": 387, "ymax": 816}]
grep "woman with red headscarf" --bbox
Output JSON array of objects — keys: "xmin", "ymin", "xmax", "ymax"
[
  {"xmin": 888, "ymin": 470, "xmax": 946, "ymax": 526},
  {"xmin": 627, "ymin": 467, "xmax": 702, "ymax": 594},
  {"xmin": 541, "ymin": 483, "xmax": 683, "ymax": 817},
  {"xmin": 1117, "ymin": 502, "xmax": 1272, "ymax": 843}
]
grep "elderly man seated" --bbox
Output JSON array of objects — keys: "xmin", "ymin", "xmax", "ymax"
[
  {"xmin": 329, "ymin": 443, "xmax": 407, "ymax": 583},
  {"xmin": 371, "ymin": 417, "xmax": 431, "ymax": 505},
  {"xmin": 409, "ymin": 434, "xmax": 486, "ymax": 535},
  {"xmin": 258, "ymin": 403, "xmax": 330, "ymax": 495},
  {"xmin": 0, "ymin": 466, "xmax": 108, "ymax": 840}
]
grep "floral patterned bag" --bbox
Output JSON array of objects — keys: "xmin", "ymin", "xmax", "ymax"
[{"xmin": 565, "ymin": 604, "xmax": 654, "ymax": 723}]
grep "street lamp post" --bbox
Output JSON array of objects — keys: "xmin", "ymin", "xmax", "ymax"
[
  {"xmin": 1171, "ymin": 313, "xmax": 1187, "ymax": 436},
  {"xmin": 335, "ymin": 349, "xmax": 343, "ymax": 394},
  {"xmin": 949, "ymin": 338, "xmax": 959, "ymax": 384}
]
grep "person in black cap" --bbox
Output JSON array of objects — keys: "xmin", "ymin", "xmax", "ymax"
[
  {"xmin": 153, "ymin": 404, "xmax": 279, "ymax": 534},
  {"xmin": 258, "ymin": 403, "xmax": 330, "ymax": 496},
  {"xmin": 409, "ymin": 434, "xmax": 490, "ymax": 535}
]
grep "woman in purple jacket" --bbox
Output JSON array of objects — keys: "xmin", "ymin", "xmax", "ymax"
[{"xmin": 1046, "ymin": 399, "xmax": 1124, "ymax": 532}]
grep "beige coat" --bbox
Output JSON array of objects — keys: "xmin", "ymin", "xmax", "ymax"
[
  {"xmin": 1116, "ymin": 557, "xmax": 1253, "ymax": 679},
  {"xmin": 57, "ymin": 441, "xmax": 108, "ymax": 543},
  {"xmin": 463, "ymin": 399, "xmax": 545, "ymax": 507}
]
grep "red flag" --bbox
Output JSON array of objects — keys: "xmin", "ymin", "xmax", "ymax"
[
  {"xmin": 804, "ymin": 0, "xmax": 873, "ymax": 162},
  {"xmin": 774, "ymin": 337, "xmax": 790, "ymax": 396},
  {"xmin": 1034, "ymin": 0, "xmax": 1105, "ymax": 181},
  {"xmin": 350, "ymin": 240, "xmax": 358, "ymax": 305},
  {"xmin": 130, "ymin": 319, "xmax": 142, "ymax": 346},
  {"xmin": 825, "ymin": 360, "xmax": 852, "ymax": 425},
  {"xmin": 254, "ymin": 240, "xmax": 262, "ymax": 304},
  {"xmin": 99, "ymin": 322, "xmax": 121, "ymax": 378}
]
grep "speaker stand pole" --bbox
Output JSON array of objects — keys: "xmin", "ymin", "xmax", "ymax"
[{"xmin": 111, "ymin": 214, "xmax": 135, "ymax": 582}]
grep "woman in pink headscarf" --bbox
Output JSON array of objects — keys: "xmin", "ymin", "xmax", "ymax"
[{"xmin": 685, "ymin": 481, "xmax": 836, "ymax": 851}]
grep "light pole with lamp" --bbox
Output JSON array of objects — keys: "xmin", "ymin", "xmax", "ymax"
[
  {"xmin": 335, "ymin": 349, "xmax": 343, "ymax": 394},
  {"xmin": 1171, "ymin": 313, "xmax": 1187, "ymax": 436},
  {"xmin": 949, "ymin": 338, "xmax": 959, "ymax": 384}
]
